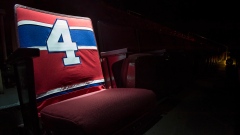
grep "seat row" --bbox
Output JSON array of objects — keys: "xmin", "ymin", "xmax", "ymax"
[{"xmin": 6, "ymin": 4, "xmax": 226, "ymax": 135}]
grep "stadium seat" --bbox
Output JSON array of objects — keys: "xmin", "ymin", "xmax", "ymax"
[{"xmin": 10, "ymin": 4, "xmax": 158, "ymax": 135}]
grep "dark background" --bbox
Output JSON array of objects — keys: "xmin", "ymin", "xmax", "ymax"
[
  {"xmin": 105, "ymin": 0, "xmax": 240, "ymax": 49},
  {"xmin": 1, "ymin": 0, "xmax": 239, "ymax": 56}
]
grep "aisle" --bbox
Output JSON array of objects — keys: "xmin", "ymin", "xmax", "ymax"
[{"xmin": 144, "ymin": 64, "xmax": 238, "ymax": 135}]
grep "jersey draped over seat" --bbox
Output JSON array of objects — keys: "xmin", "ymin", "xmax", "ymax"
[
  {"xmin": 13, "ymin": 4, "xmax": 157, "ymax": 135},
  {"xmin": 16, "ymin": 5, "xmax": 105, "ymax": 113}
]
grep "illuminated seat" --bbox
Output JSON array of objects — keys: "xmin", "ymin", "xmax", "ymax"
[{"xmin": 10, "ymin": 4, "xmax": 157, "ymax": 135}]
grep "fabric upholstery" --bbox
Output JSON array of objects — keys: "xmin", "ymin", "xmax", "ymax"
[{"xmin": 41, "ymin": 88, "xmax": 156, "ymax": 135}]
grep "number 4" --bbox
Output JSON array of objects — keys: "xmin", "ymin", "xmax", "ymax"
[{"xmin": 47, "ymin": 19, "xmax": 80, "ymax": 66}]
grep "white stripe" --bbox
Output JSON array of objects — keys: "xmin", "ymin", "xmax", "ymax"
[
  {"xmin": 18, "ymin": 20, "xmax": 93, "ymax": 31},
  {"xmin": 71, "ymin": 27, "xmax": 93, "ymax": 31},
  {"xmin": 78, "ymin": 46, "xmax": 97, "ymax": 50},
  {"xmin": 27, "ymin": 46, "xmax": 97, "ymax": 50},
  {"xmin": 18, "ymin": 20, "xmax": 52, "ymax": 27},
  {"xmin": 36, "ymin": 79, "xmax": 105, "ymax": 99},
  {"xmin": 28, "ymin": 46, "xmax": 47, "ymax": 50}
]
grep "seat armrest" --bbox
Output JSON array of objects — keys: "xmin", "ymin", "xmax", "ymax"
[
  {"xmin": 7, "ymin": 48, "xmax": 40, "ymax": 64},
  {"xmin": 6, "ymin": 48, "xmax": 41, "ymax": 134},
  {"xmin": 100, "ymin": 48, "xmax": 129, "ymax": 88},
  {"xmin": 147, "ymin": 49, "xmax": 166, "ymax": 55},
  {"xmin": 100, "ymin": 48, "xmax": 128, "ymax": 57},
  {"xmin": 100, "ymin": 48, "xmax": 158, "ymax": 88}
]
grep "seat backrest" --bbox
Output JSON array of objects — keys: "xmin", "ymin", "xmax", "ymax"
[
  {"xmin": 97, "ymin": 21, "xmax": 139, "ymax": 52},
  {"xmin": 15, "ymin": 4, "xmax": 105, "ymax": 113},
  {"xmin": 137, "ymin": 29, "xmax": 163, "ymax": 52}
]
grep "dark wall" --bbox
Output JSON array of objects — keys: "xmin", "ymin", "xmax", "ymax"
[{"xmin": 0, "ymin": 0, "xmax": 193, "ymax": 56}]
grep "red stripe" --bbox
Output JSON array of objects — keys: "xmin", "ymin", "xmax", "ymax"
[{"xmin": 16, "ymin": 7, "xmax": 93, "ymax": 29}]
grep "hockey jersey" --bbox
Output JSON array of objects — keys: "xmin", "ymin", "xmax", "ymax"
[{"xmin": 15, "ymin": 5, "xmax": 105, "ymax": 113}]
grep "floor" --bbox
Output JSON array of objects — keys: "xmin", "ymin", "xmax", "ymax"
[
  {"xmin": 144, "ymin": 64, "xmax": 239, "ymax": 135},
  {"xmin": 0, "ymin": 63, "xmax": 239, "ymax": 135}
]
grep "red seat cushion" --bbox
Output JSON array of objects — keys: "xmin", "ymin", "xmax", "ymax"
[{"xmin": 40, "ymin": 88, "xmax": 156, "ymax": 135}]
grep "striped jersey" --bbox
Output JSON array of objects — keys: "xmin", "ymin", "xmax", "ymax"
[{"xmin": 15, "ymin": 5, "xmax": 105, "ymax": 114}]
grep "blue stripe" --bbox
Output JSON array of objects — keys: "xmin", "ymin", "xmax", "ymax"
[
  {"xmin": 36, "ymin": 82, "xmax": 104, "ymax": 103},
  {"xmin": 18, "ymin": 25, "xmax": 96, "ymax": 48}
]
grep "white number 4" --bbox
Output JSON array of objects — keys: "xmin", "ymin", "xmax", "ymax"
[{"xmin": 47, "ymin": 19, "xmax": 80, "ymax": 66}]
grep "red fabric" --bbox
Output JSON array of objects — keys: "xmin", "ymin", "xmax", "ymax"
[
  {"xmin": 37, "ymin": 85, "xmax": 105, "ymax": 117},
  {"xmin": 40, "ymin": 88, "xmax": 157, "ymax": 135},
  {"xmin": 16, "ymin": 7, "xmax": 93, "ymax": 28},
  {"xmin": 33, "ymin": 50, "xmax": 104, "ymax": 95}
]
